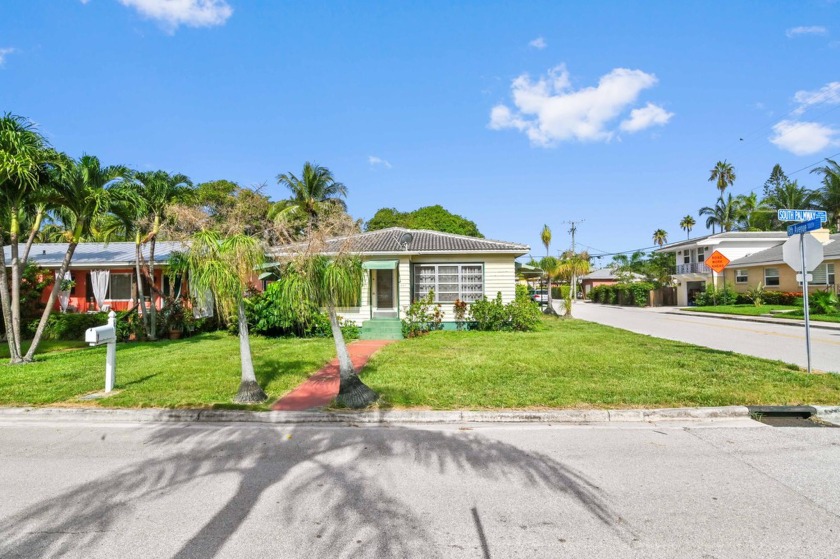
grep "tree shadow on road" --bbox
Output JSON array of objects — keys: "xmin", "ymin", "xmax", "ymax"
[{"xmin": 0, "ymin": 422, "xmax": 633, "ymax": 558}]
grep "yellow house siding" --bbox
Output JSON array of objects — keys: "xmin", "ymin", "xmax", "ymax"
[{"xmin": 727, "ymin": 258, "xmax": 839, "ymax": 294}]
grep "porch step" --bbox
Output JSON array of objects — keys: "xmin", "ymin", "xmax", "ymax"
[{"xmin": 360, "ymin": 318, "xmax": 403, "ymax": 340}]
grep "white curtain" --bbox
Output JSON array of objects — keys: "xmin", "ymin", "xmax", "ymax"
[
  {"xmin": 189, "ymin": 276, "xmax": 215, "ymax": 319},
  {"xmin": 90, "ymin": 270, "xmax": 110, "ymax": 310},
  {"xmin": 55, "ymin": 271, "xmax": 72, "ymax": 313}
]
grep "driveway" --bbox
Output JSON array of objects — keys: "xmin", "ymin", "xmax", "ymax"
[{"xmin": 572, "ymin": 302, "xmax": 840, "ymax": 373}]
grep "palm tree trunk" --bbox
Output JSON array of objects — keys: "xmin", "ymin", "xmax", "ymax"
[
  {"xmin": 20, "ymin": 209, "xmax": 43, "ymax": 264},
  {"xmin": 9, "ymin": 210, "xmax": 23, "ymax": 357},
  {"xmin": 135, "ymin": 241, "xmax": 150, "ymax": 339},
  {"xmin": 0, "ymin": 232, "xmax": 21, "ymax": 363},
  {"xmin": 330, "ymin": 304, "xmax": 377, "ymax": 408},
  {"xmin": 233, "ymin": 300, "xmax": 267, "ymax": 403},
  {"xmin": 149, "ymin": 237, "xmax": 157, "ymax": 340},
  {"xmin": 23, "ymin": 243, "xmax": 77, "ymax": 362}
]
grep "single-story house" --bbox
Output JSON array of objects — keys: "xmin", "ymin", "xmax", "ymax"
[
  {"xmin": 269, "ymin": 227, "xmax": 529, "ymax": 331},
  {"xmin": 3, "ymin": 242, "xmax": 189, "ymax": 313},
  {"xmin": 655, "ymin": 231, "xmax": 790, "ymax": 305},
  {"xmin": 580, "ymin": 268, "xmax": 644, "ymax": 297},
  {"xmin": 725, "ymin": 231, "xmax": 838, "ymax": 295}
]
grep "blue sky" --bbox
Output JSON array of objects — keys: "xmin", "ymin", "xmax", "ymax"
[{"xmin": 1, "ymin": 0, "xmax": 839, "ymax": 265}]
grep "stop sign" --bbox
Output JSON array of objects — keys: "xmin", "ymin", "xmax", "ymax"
[{"xmin": 782, "ymin": 233, "xmax": 824, "ymax": 273}]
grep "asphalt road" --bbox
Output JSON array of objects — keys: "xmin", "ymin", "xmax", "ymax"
[
  {"xmin": 572, "ymin": 302, "xmax": 840, "ymax": 373},
  {"xmin": 1, "ymin": 418, "xmax": 839, "ymax": 558}
]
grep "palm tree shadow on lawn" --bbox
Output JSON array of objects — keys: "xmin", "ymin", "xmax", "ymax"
[{"xmin": 0, "ymin": 423, "xmax": 634, "ymax": 558}]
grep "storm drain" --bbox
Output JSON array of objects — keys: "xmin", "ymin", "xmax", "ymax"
[{"xmin": 747, "ymin": 406, "xmax": 837, "ymax": 428}]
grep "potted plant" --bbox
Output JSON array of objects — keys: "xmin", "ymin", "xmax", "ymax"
[{"xmin": 162, "ymin": 298, "xmax": 186, "ymax": 339}]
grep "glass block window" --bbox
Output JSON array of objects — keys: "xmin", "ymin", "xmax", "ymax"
[
  {"xmin": 764, "ymin": 267, "xmax": 780, "ymax": 287},
  {"xmin": 735, "ymin": 269, "xmax": 748, "ymax": 284},
  {"xmin": 413, "ymin": 264, "xmax": 483, "ymax": 303}
]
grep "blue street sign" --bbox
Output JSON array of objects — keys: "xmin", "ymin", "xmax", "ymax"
[
  {"xmin": 787, "ymin": 217, "xmax": 823, "ymax": 236},
  {"xmin": 778, "ymin": 209, "xmax": 828, "ymax": 223}
]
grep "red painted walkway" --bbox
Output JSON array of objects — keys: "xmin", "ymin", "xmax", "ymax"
[{"xmin": 271, "ymin": 340, "xmax": 396, "ymax": 411}]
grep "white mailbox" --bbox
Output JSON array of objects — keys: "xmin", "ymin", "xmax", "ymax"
[
  {"xmin": 86, "ymin": 311, "xmax": 118, "ymax": 393},
  {"xmin": 85, "ymin": 324, "xmax": 116, "ymax": 346}
]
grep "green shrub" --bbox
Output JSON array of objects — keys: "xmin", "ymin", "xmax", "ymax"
[
  {"xmin": 401, "ymin": 291, "xmax": 444, "ymax": 338},
  {"xmin": 744, "ymin": 283, "xmax": 765, "ymax": 307},
  {"xmin": 808, "ymin": 290, "xmax": 839, "ymax": 315},
  {"xmin": 469, "ymin": 291, "xmax": 541, "ymax": 332},
  {"xmin": 33, "ymin": 312, "xmax": 108, "ymax": 341},
  {"xmin": 694, "ymin": 284, "xmax": 738, "ymax": 306},
  {"xmin": 588, "ymin": 283, "xmax": 652, "ymax": 307}
]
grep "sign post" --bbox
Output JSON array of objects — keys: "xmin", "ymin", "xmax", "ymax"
[
  {"xmin": 705, "ymin": 250, "xmax": 730, "ymax": 305},
  {"xmin": 782, "ymin": 228, "xmax": 825, "ymax": 374},
  {"xmin": 85, "ymin": 311, "xmax": 118, "ymax": 392}
]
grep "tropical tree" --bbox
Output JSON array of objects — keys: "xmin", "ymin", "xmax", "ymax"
[
  {"xmin": 652, "ymin": 229, "xmax": 668, "ymax": 247},
  {"xmin": 275, "ymin": 162, "xmax": 348, "ymax": 234},
  {"xmin": 276, "ymin": 253, "xmax": 374, "ymax": 408},
  {"xmin": 24, "ymin": 155, "xmax": 132, "ymax": 361},
  {"xmin": 364, "ymin": 205, "xmax": 483, "ymax": 237},
  {"xmin": 700, "ymin": 194, "xmax": 740, "ymax": 233},
  {"xmin": 761, "ymin": 180, "xmax": 816, "ymax": 229},
  {"xmin": 812, "ymin": 158, "xmax": 840, "ymax": 231},
  {"xmin": 186, "ymin": 230, "xmax": 268, "ymax": 403},
  {"xmin": 133, "ymin": 170, "xmax": 193, "ymax": 339},
  {"xmin": 0, "ymin": 114, "xmax": 60, "ymax": 361},
  {"xmin": 709, "ymin": 160, "xmax": 736, "ymax": 194},
  {"xmin": 679, "ymin": 215, "xmax": 695, "ymax": 239},
  {"xmin": 734, "ymin": 192, "xmax": 767, "ymax": 231},
  {"xmin": 556, "ymin": 251, "xmax": 591, "ymax": 317},
  {"xmin": 539, "ymin": 224, "xmax": 557, "ymax": 314}
]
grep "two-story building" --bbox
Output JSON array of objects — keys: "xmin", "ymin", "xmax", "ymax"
[{"xmin": 656, "ymin": 232, "xmax": 789, "ymax": 306}]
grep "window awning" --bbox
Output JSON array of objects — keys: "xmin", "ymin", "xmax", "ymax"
[{"xmin": 362, "ymin": 259, "xmax": 399, "ymax": 270}]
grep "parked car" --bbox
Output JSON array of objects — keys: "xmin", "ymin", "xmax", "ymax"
[{"xmin": 531, "ymin": 290, "xmax": 549, "ymax": 305}]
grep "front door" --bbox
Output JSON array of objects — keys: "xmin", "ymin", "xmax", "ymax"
[{"xmin": 375, "ymin": 270, "xmax": 394, "ymax": 311}]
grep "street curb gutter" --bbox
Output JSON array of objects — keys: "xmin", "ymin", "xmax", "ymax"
[
  {"xmin": 667, "ymin": 310, "xmax": 840, "ymax": 332},
  {"xmin": 813, "ymin": 406, "xmax": 840, "ymax": 425},
  {"xmin": 0, "ymin": 405, "xmax": 751, "ymax": 425}
]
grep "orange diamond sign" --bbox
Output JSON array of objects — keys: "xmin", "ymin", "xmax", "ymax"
[{"xmin": 705, "ymin": 250, "xmax": 730, "ymax": 273}]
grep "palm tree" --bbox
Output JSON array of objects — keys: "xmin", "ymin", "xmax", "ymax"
[
  {"xmin": 0, "ymin": 114, "xmax": 61, "ymax": 361},
  {"xmin": 700, "ymin": 194, "xmax": 740, "ymax": 233},
  {"xmin": 186, "ymin": 230, "xmax": 268, "ymax": 403},
  {"xmin": 539, "ymin": 224, "xmax": 556, "ymax": 314},
  {"xmin": 276, "ymin": 254, "xmax": 374, "ymax": 408},
  {"xmin": 709, "ymin": 160, "xmax": 736, "ymax": 194},
  {"xmin": 761, "ymin": 180, "xmax": 816, "ymax": 229},
  {"xmin": 133, "ymin": 170, "xmax": 194, "ymax": 339},
  {"xmin": 23, "ymin": 155, "xmax": 132, "ymax": 362},
  {"xmin": 679, "ymin": 215, "xmax": 695, "ymax": 239},
  {"xmin": 556, "ymin": 251, "xmax": 591, "ymax": 317},
  {"xmin": 275, "ymin": 162, "xmax": 348, "ymax": 233},
  {"xmin": 652, "ymin": 229, "xmax": 668, "ymax": 247},
  {"xmin": 812, "ymin": 159, "xmax": 840, "ymax": 231}
]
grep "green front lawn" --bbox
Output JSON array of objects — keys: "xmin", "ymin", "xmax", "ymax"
[
  {"xmin": 686, "ymin": 305, "xmax": 840, "ymax": 323},
  {"xmin": 360, "ymin": 319, "xmax": 840, "ymax": 409},
  {"xmin": 0, "ymin": 332, "xmax": 336, "ymax": 409},
  {"xmin": 0, "ymin": 340, "xmax": 88, "ymax": 360}
]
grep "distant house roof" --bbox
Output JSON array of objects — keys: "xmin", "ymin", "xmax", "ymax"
[
  {"xmin": 2, "ymin": 241, "xmax": 188, "ymax": 268},
  {"xmin": 728, "ymin": 234, "xmax": 840, "ymax": 267},
  {"xmin": 656, "ymin": 231, "xmax": 789, "ymax": 253},
  {"xmin": 271, "ymin": 228, "xmax": 529, "ymax": 256}
]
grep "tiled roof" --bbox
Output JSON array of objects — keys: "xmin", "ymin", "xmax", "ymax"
[
  {"xmin": 728, "ymin": 234, "xmax": 840, "ymax": 267},
  {"xmin": 2, "ymin": 241, "xmax": 188, "ymax": 268},
  {"xmin": 271, "ymin": 228, "xmax": 529, "ymax": 255}
]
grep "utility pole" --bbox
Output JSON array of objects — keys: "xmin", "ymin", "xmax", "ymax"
[{"xmin": 562, "ymin": 220, "xmax": 584, "ymax": 305}]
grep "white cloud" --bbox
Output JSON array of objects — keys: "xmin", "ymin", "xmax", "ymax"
[
  {"xmin": 529, "ymin": 37, "xmax": 547, "ymax": 49},
  {"xmin": 792, "ymin": 81, "xmax": 840, "ymax": 115},
  {"xmin": 118, "ymin": 0, "xmax": 232, "ymax": 30},
  {"xmin": 769, "ymin": 120, "xmax": 839, "ymax": 155},
  {"xmin": 489, "ymin": 64, "xmax": 667, "ymax": 146},
  {"xmin": 0, "ymin": 47, "xmax": 16, "ymax": 66},
  {"xmin": 619, "ymin": 102, "xmax": 673, "ymax": 133},
  {"xmin": 368, "ymin": 156, "xmax": 392, "ymax": 169},
  {"xmin": 786, "ymin": 26, "xmax": 828, "ymax": 38}
]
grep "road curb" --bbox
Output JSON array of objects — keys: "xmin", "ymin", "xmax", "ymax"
[
  {"xmin": 668, "ymin": 309, "xmax": 840, "ymax": 331},
  {"xmin": 0, "ymin": 405, "xmax": 752, "ymax": 425},
  {"xmin": 813, "ymin": 405, "xmax": 840, "ymax": 425}
]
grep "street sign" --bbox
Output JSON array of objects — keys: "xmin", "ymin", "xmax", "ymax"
[
  {"xmin": 796, "ymin": 273, "xmax": 814, "ymax": 283},
  {"xmin": 778, "ymin": 209, "xmax": 828, "ymax": 223},
  {"xmin": 782, "ymin": 233, "xmax": 824, "ymax": 272},
  {"xmin": 787, "ymin": 217, "xmax": 823, "ymax": 236},
  {"xmin": 705, "ymin": 250, "xmax": 730, "ymax": 273}
]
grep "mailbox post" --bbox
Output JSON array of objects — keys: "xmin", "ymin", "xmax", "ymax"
[{"xmin": 85, "ymin": 311, "xmax": 117, "ymax": 392}]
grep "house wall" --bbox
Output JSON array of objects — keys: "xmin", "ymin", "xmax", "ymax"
[
  {"xmin": 40, "ymin": 268, "xmax": 167, "ymax": 312},
  {"xmin": 336, "ymin": 254, "xmax": 518, "ymax": 325},
  {"xmin": 581, "ymin": 279, "xmax": 617, "ymax": 296},
  {"xmin": 725, "ymin": 259, "xmax": 839, "ymax": 295}
]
